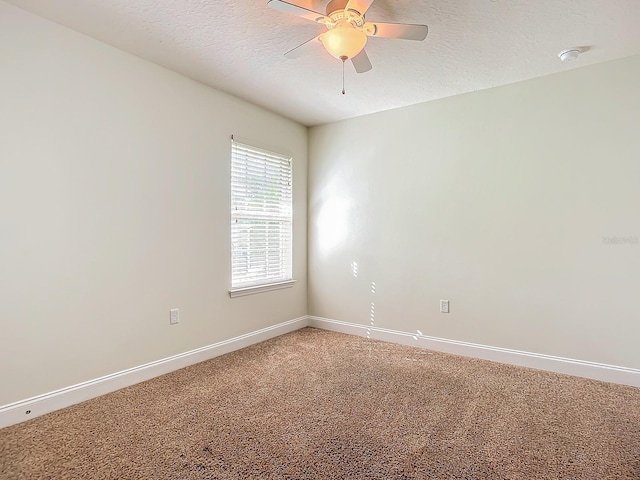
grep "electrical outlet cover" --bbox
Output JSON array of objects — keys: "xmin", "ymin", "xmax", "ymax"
[{"xmin": 440, "ymin": 300, "xmax": 450, "ymax": 314}]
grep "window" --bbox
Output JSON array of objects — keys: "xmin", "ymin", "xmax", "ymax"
[{"xmin": 230, "ymin": 139, "xmax": 293, "ymax": 296}]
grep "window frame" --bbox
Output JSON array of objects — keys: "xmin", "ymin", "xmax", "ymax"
[{"xmin": 229, "ymin": 139, "xmax": 294, "ymax": 297}]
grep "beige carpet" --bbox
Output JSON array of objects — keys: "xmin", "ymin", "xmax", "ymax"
[{"xmin": 1, "ymin": 327, "xmax": 639, "ymax": 479}]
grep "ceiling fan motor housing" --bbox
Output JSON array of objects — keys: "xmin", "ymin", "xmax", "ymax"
[
  {"xmin": 326, "ymin": 0, "xmax": 350, "ymax": 15},
  {"xmin": 324, "ymin": 0, "xmax": 366, "ymax": 31}
]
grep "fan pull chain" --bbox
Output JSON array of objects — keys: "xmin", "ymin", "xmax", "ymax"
[{"xmin": 340, "ymin": 56, "xmax": 346, "ymax": 95}]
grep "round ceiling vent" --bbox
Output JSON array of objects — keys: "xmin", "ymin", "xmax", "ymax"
[{"xmin": 558, "ymin": 48, "xmax": 581, "ymax": 62}]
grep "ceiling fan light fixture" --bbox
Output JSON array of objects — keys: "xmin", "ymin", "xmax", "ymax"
[{"xmin": 320, "ymin": 26, "xmax": 367, "ymax": 59}]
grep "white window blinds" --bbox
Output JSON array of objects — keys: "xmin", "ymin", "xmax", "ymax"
[{"xmin": 231, "ymin": 140, "xmax": 293, "ymax": 290}]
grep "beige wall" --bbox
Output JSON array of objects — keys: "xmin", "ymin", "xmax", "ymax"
[
  {"xmin": 309, "ymin": 55, "xmax": 640, "ymax": 369},
  {"xmin": 2, "ymin": 1, "xmax": 639, "ymax": 408},
  {"xmin": 0, "ymin": 2, "xmax": 307, "ymax": 405}
]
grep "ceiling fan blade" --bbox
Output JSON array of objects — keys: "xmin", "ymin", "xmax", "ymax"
[
  {"xmin": 284, "ymin": 35, "xmax": 323, "ymax": 59},
  {"xmin": 364, "ymin": 22, "xmax": 428, "ymax": 41},
  {"xmin": 351, "ymin": 49, "xmax": 372, "ymax": 73},
  {"xmin": 267, "ymin": 0, "xmax": 328, "ymax": 23},
  {"xmin": 345, "ymin": 0, "xmax": 375, "ymax": 15}
]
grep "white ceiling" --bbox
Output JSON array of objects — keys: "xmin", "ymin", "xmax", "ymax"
[{"xmin": 6, "ymin": 0, "xmax": 640, "ymax": 126}]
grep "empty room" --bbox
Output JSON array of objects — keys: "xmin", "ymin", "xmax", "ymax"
[{"xmin": 1, "ymin": 0, "xmax": 639, "ymax": 478}]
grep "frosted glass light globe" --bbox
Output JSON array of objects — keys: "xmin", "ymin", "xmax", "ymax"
[{"xmin": 321, "ymin": 26, "xmax": 367, "ymax": 59}]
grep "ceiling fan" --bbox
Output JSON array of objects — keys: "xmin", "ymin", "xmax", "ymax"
[{"xmin": 267, "ymin": 0, "xmax": 429, "ymax": 74}]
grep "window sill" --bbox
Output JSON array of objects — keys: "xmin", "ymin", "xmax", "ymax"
[{"xmin": 229, "ymin": 280, "xmax": 296, "ymax": 298}]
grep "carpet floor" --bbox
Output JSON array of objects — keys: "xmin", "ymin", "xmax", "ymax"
[{"xmin": 1, "ymin": 327, "xmax": 639, "ymax": 479}]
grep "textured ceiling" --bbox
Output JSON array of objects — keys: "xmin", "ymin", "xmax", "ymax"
[{"xmin": 6, "ymin": 0, "xmax": 640, "ymax": 126}]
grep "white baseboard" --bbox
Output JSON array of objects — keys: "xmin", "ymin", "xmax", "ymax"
[
  {"xmin": 0, "ymin": 316, "xmax": 308, "ymax": 429},
  {"xmin": 308, "ymin": 316, "xmax": 640, "ymax": 388},
  {"xmin": 4, "ymin": 315, "xmax": 638, "ymax": 429}
]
